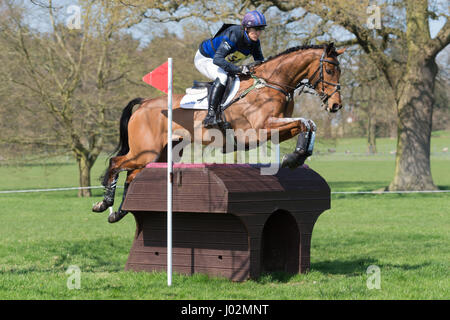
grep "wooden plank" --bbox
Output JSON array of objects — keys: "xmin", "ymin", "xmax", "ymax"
[
  {"xmin": 135, "ymin": 211, "xmax": 249, "ymax": 232},
  {"xmin": 129, "ymin": 246, "xmax": 249, "ymax": 257},
  {"xmin": 134, "ymin": 240, "xmax": 248, "ymax": 251},
  {"xmin": 125, "ymin": 263, "xmax": 250, "ymax": 281},
  {"xmin": 138, "ymin": 229, "xmax": 247, "ymax": 243},
  {"xmin": 228, "ymin": 199, "xmax": 330, "ymax": 214},
  {"xmin": 127, "ymin": 251, "xmax": 249, "ymax": 269}
]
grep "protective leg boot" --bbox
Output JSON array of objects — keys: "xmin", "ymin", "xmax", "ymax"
[
  {"xmin": 281, "ymin": 132, "xmax": 310, "ymax": 169},
  {"xmin": 203, "ymin": 78, "xmax": 226, "ymax": 128},
  {"xmin": 108, "ymin": 182, "xmax": 129, "ymax": 223},
  {"xmin": 294, "ymin": 131, "xmax": 309, "ymax": 156}
]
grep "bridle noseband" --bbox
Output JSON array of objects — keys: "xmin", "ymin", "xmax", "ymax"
[{"xmin": 307, "ymin": 48, "xmax": 341, "ymax": 109}]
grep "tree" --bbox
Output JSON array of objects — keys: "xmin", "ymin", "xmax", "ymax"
[
  {"xmin": 345, "ymin": 51, "xmax": 396, "ymax": 153},
  {"xmin": 0, "ymin": 0, "xmax": 146, "ymax": 196},
  {"xmin": 260, "ymin": 0, "xmax": 449, "ymax": 190}
]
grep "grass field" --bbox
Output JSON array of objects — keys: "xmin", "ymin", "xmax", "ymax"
[{"xmin": 1, "ymin": 133, "xmax": 449, "ymax": 299}]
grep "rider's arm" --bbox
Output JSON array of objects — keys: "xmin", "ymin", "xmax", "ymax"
[
  {"xmin": 213, "ymin": 39, "xmax": 241, "ymax": 74},
  {"xmin": 252, "ymin": 40, "xmax": 264, "ymax": 62}
]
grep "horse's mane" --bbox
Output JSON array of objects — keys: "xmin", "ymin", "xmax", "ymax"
[{"xmin": 249, "ymin": 43, "xmax": 336, "ymax": 68}]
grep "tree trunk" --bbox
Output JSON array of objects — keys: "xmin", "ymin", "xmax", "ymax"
[
  {"xmin": 389, "ymin": 57, "xmax": 438, "ymax": 191},
  {"xmin": 77, "ymin": 154, "xmax": 93, "ymax": 197},
  {"xmin": 367, "ymin": 115, "xmax": 377, "ymax": 154},
  {"xmin": 389, "ymin": 1, "xmax": 438, "ymax": 191}
]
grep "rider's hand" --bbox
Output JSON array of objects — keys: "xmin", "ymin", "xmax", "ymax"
[{"xmin": 239, "ymin": 65, "xmax": 251, "ymax": 76}]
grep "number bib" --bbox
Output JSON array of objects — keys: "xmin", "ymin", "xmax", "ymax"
[{"xmin": 226, "ymin": 51, "xmax": 250, "ymax": 63}]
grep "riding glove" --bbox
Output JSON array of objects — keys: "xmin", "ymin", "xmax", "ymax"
[{"xmin": 239, "ymin": 65, "xmax": 251, "ymax": 75}]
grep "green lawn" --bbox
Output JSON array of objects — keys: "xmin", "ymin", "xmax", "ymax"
[{"xmin": 0, "ymin": 133, "xmax": 449, "ymax": 299}]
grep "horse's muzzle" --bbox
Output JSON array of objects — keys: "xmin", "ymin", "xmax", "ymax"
[{"xmin": 330, "ymin": 103, "xmax": 342, "ymax": 113}]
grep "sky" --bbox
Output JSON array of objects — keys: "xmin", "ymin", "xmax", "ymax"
[
  {"xmin": 22, "ymin": 0, "xmax": 449, "ymax": 61},
  {"xmin": 23, "ymin": 1, "xmax": 448, "ymax": 37}
]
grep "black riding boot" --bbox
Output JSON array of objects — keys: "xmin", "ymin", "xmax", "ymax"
[{"xmin": 203, "ymin": 78, "xmax": 226, "ymax": 128}]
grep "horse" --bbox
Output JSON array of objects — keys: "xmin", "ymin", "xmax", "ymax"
[{"xmin": 93, "ymin": 42, "xmax": 345, "ymax": 223}]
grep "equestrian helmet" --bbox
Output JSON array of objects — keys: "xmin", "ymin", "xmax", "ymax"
[{"xmin": 242, "ymin": 10, "xmax": 267, "ymax": 28}]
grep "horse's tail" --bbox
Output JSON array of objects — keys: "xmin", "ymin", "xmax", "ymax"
[{"xmin": 112, "ymin": 97, "xmax": 144, "ymax": 157}]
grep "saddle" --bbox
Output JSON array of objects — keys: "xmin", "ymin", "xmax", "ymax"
[{"xmin": 180, "ymin": 76, "xmax": 240, "ymax": 112}]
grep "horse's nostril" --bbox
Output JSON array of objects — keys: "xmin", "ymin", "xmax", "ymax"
[{"xmin": 332, "ymin": 103, "xmax": 341, "ymax": 111}]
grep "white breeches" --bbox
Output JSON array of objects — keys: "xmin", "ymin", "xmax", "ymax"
[{"xmin": 194, "ymin": 50, "xmax": 228, "ymax": 85}]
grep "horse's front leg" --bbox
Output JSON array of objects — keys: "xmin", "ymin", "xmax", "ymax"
[{"xmin": 266, "ymin": 117, "xmax": 316, "ymax": 169}]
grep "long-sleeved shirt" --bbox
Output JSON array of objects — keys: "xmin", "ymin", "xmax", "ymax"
[{"xmin": 199, "ymin": 24, "xmax": 264, "ymax": 74}]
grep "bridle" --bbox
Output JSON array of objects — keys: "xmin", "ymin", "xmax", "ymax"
[
  {"xmin": 249, "ymin": 46, "xmax": 342, "ymax": 111},
  {"xmin": 306, "ymin": 48, "xmax": 342, "ymax": 109}
]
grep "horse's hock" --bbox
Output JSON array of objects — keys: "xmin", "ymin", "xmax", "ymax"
[{"xmin": 121, "ymin": 163, "xmax": 330, "ymax": 281}]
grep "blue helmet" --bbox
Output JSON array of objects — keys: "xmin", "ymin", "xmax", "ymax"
[{"xmin": 242, "ymin": 10, "xmax": 267, "ymax": 28}]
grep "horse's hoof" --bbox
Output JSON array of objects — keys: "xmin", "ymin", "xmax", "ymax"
[
  {"xmin": 281, "ymin": 153, "xmax": 298, "ymax": 169},
  {"xmin": 281, "ymin": 152, "xmax": 307, "ymax": 169},
  {"xmin": 108, "ymin": 210, "xmax": 128, "ymax": 223},
  {"xmin": 92, "ymin": 200, "xmax": 110, "ymax": 213},
  {"xmin": 220, "ymin": 122, "xmax": 232, "ymax": 130},
  {"xmin": 296, "ymin": 155, "xmax": 307, "ymax": 167}
]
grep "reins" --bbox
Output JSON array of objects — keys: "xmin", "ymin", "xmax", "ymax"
[
  {"xmin": 219, "ymin": 45, "xmax": 342, "ymax": 119},
  {"xmin": 248, "ymin": 46, "xmax": 342, "ymax": 108}
]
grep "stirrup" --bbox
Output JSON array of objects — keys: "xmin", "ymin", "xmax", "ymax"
[
  {"xmin": 215, "ymin": 113, "xmax": 224, "ymax": 125},
  {"xmin": 203, "ymin": 113, "xmax": 217, "ymax": 128},
  {"xmin": 220, "ymin": 121, "xmax": 232, "ymax": 130}
]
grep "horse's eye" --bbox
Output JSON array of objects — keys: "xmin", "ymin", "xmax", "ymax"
[{"xmin": 326, "ymin": 69, "xmax": 334, "ymax": 75}]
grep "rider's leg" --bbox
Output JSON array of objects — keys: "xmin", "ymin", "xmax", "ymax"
[
  {"xmin": 193, "ymin": 50, "xmax": 228, "ymax": 127},
  {"xmin": 204, "ymin": 78, "xmax": 226, "ymax": 127},
  {"xmin": 194, "ymin": 50, "xmax": 228, "ymax": 83}
]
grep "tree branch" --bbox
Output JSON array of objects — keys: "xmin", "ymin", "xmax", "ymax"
[{"xmin": 427, "ymin": 18, "xmax": 450, "ymax": 58}]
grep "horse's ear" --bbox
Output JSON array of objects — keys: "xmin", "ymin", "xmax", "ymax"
[
  {"xmin": 336, "ymin": 47, "xmax": 347, "ymax": 56},
  {"xmin": 326, "ymin": 42, "xmax": 335, "ymax": 55}
]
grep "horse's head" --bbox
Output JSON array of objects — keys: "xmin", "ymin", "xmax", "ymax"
[{"xmin": 309, "ymin": 43, "xmax": 346, "ymax": 113}]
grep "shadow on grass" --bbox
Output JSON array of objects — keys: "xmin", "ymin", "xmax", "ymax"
[
  {"xmin": 247, "ymin": 257, "xmax": 434, "ymax": 283},
  {"xmin": 256, "ymin": 271, "xmax": 298, "ymax": 284},
  {"xmin": 312, "ymin": 258, "xmax": 378, "ymax": 276},
  {"xmin": 0, "ymin": 237, "xmax": 130, "ymax": 275},
  {"xmin": 312, "ymin": 258, "xmax": 432, "ymax": 276}
]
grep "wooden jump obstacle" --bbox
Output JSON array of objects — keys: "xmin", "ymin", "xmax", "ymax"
[{"xmin": 121, "ymin": 163, "xmax": 330, "ymax": 281}]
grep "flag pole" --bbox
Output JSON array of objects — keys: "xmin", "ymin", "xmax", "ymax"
[{"xmin": 167, "ymin": 57, "xmax": 173, "ymax": 287}]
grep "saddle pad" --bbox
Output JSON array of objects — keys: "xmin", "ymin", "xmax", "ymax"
[{"xmin": 180, "ymin": 77, "xmax": 240, "ymax": 110}]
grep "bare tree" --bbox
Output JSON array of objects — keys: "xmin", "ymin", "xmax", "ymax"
[
  {"xmin": 344, "ymin": 50, "xmax": 397, "ymax": 153},
  {"xmin": 0, "ymin": 0, "xmax": 146, "ymax": 196},
  {"xmin": 260, "ymin": 0, "xmax": 449, "ymax": 190}
]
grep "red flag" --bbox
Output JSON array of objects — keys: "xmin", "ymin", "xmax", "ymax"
[{"xmin": 142, "ymin": 62, "xmax": 168, "ymax": 94}]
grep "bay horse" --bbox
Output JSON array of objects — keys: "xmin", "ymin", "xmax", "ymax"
[{"xmin": 93, "ymin": 42, "xmax": 345, "ymax": 223}]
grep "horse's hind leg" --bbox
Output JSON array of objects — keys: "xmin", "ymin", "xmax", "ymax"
[
  {"xmin": 92, "ymin": 155, "xmax": 126, "ymax": 213},
  {"xmin": 107, "ymin": 168, "xmax": 143, "ymax": 223},
  {"xmin": 107, "ymin": 140, "xmax": 185, "ymax": 223}
]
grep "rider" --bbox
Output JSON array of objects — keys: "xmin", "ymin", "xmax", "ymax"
[{"xmin": 194, "ymin": 10, "xmax": 266, "ymax": 128}]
